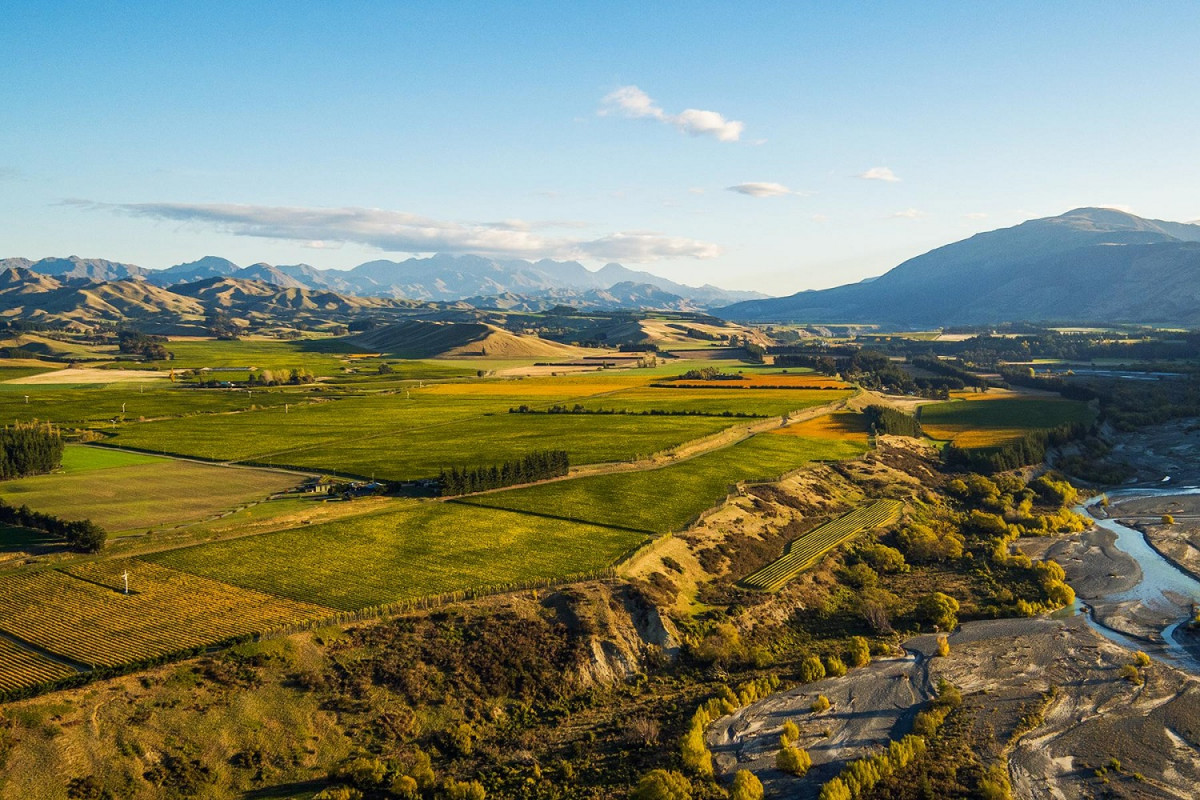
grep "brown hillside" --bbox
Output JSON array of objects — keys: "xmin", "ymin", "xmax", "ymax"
[{"xmin": 347, "ymin": 319, "xmax": 592, "ymax": 359}]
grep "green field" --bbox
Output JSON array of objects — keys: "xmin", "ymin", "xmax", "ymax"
[
  {"xmin": 574, "ymin": 386, "xmax": 851, "ymax": 417},
  {"xmin": 147, "ymin": 500, "xmax": 644, "ymax": 610},
  {"xmin": 106, "ymin": 378, "xmax": 779, "ymax": 478},
  {"xmin": 0, "ymin": 382, "xmax": 303, "ymax": 426},
  {"xmin": 145, "ymin": 339, "xmax": 356, "ymax": 377},
  {"xmin": 269, "ymin": 413, "xmax": 737, "ymax": 480},
  {"xmin": 0, "ymin": 447, "xmax": 300, "ymax": 532},
  {"xmin": 57, "ymin": 445, "xmax": 166, "ymax": 473},
  {"xmin": 919, "ymin": 396, "xmax": 1093, "ymax": 448},
  {"xmin": 461, "ymin": 432, "xmax": 867, "ymax": 534}
]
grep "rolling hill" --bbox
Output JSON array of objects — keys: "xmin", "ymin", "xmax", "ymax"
[
  {"xmin": 346, "ymin": 319, "xmax": 590, "ymax": 359},
  {"xmin": 721, "ymin": 208, "xmax": 1200, "ymax": 327}
]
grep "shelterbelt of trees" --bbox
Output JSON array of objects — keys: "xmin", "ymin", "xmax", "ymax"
[
  {"xmin": 0, "ymin": 498, "xmax": 106, "ymax": 552},
  {"xmin": 0, "ymin": 424, "xmax": 64, "ymax": 480}
]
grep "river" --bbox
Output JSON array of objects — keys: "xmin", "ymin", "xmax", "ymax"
[{"xmin": 1070, "ymin": 488, "xmax": 1200, "ymax": 673}]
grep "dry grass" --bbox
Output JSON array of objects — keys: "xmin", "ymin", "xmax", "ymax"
[{"xmin": 5, "ymin": 368, "xmax": 168, "ymax": 385}]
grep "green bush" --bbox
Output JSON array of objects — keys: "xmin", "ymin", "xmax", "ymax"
[
  {"xmin": 730, "ymin": 769, "xmax": 764, "ymax": 800},
  {"xmin": 799, "ymin": 655, "xmax": 826, "ymax": 683},
  {"xmin": 776, "ymin": 745, "xmax": 812, "ymax": 776},
  {"xmin": 632, "ymin": 769, "xmax": 692, "ymax": 800}
]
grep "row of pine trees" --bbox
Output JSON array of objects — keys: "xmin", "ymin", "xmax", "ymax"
[{"xmin": 438, "ymin": 450, "xmax": 569, "ymax": 496}]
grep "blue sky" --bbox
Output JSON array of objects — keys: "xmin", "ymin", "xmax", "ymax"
[{"xmin": 2, "ymin": 2, "xmax": 1198, "ymax": 294}]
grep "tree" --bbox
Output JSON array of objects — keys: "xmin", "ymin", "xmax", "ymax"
[
  {"xmin": 916, "ymin": 592, "xmax": 960, "ymax": 632},
  {"xmin": 631, "ymin": 770, "xmax": 691, "ymax": 800},
  {"xmin": 730, "ymin": 769, "xmax": 764, "ymax": 800},
  {"xmin": 936, "ymin": 635, "xmax": 950, "ymax": 657}
]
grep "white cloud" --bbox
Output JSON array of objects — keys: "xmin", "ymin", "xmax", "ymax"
[
  {"xmin": 671, "ymin": 109, "xmax": 744, "ymax": 142},
  {"xmin": 599, "ymin": 85, "xmax": 664, "ymax": 120},
  {"xmin": 726, "ymin": 182, "xmax": 795, "ymax": 198},
  {"xmin": 599, "ymin": 85, "xmax": 744, "ymax": 143},
  {"xmin": 688, "ymin": 187, "xmax": 706, "ymax": 195},
  {"xmin": 857, "ymin": 166, "xmax": 901, "ymax": 182},
  {"xmin": 811, "ymin": 214, "xmax": 831, "ymax": 223},
  {"xmin": 890, "ymin": 208, "xmax": 925, "ymax": 219},
  {"xmin": 74, "ymin": 201, "xmax": 722, "ymax": 263},
  {"xmin": 964, "ymin": 212, "xmax": 988, "ymax": 220},
  {"xmin": 577, "ymin": 232, "xmax": 723, "ymax": 261}
]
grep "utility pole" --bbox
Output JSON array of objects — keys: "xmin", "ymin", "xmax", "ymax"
[{"xmin": 121, "ymin": 570, "xmax": 129, "ymax": 595}]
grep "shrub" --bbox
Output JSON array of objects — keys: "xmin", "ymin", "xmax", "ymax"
[
  {"xmin": 847, "ymin": 636, "xmax": 871, "ymax": 668},
  {"xmin": 936, "ymin": 635, "xmax": 950, "ymax": 657},
  {"xmin": 811, "ymin": 695, "xmax": 831, "ymax": 714},
  {"xmin": 1163, "ymin": 514, "xmax": 1175, "ymax": 525},
  {"xmin": 776, "ymin": 745, "xmax": 812, "ymax": 776},
  {"xmin": 916, "ymin": 592, "xmax": 960, "ymax": 632},
  {"xmin": 978, "ymin": 764, "xmax": 1012, "ymax": 800},
  {"xmin": 631, "ymin": 769, "xmax": 692, "ymax": 800},
  {"xmin": 730, "ymin": 769, "xmax": 764, "ymax": 800},
  {"xmin": 390, "ymin": 775, "xmax": 419, "ymax": 799},
  {"xmin": 314, "ymin": 789, "xmax": 362, "ymax": 800},
  {"xmin": 823, "ymin": 655, "xmax": 847, "ymax": 677},
  {"xmin": 441, "ymin": 779, "xmax": 486, "ymax": 800},
  {"xmin": 781, "ymin": 720, "xmax": 800, "ymax": 744},
  {"xmin": 799, "ymin": 655, "xmax": 826, "ymax": 683},
  {"xmin": 1120, "ymin": 664, "xmax": 1143, "ymax": 685},
  {"xmin": 1133, "ymin": 651, "xmax": 1152, "ymax": 667}
]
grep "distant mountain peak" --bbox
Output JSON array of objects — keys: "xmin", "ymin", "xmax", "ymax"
[{"xmin": 722, "ymin": 208, "xmax": 1200, "ymax": 327}]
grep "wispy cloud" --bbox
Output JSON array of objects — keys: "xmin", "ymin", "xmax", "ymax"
[
  {"xmin": 0, "ymin": 167, "xmax": 24, "ymax": 182},
  {"xmin": 890, "ymin": 208, "xmax": 925, "ymax": 219},
  {"xmin": 963, "ymin": 212, "xmax": 988, "ymax": 220},
  {"xmin": 599, "ymin": 85, "xmax": 744, "ymax": 143},
  {"xmin": 69, "ymin": 200, "xmax": 722, "ymax": 263},
  {"xmin": 726, "ymin": 182, "xmax": 796, "ymax": 198},
  {"xmin": 856, "ymin": 166, "xmax": 901, "ymax": 183}
]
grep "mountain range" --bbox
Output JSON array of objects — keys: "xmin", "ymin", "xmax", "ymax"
[
  {"xmin": 0, "ymin": 253, "xmax": 765, "ymax": 311},
  {"xmin": 721, "ymin": 208, "xmax": 1200, "ymax": 327}
]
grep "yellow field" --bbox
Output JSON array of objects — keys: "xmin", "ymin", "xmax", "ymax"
[
  {"xmin": 0, "ymin": 560, "xmax": 331, "ymax": 668},
  {"xmin": 0, "ymin": 637, "xmax": 76, "ymax": 693},
  {"xmin": 672, "ymin": 374, "xmax": 850, "ymax": 389},
  {"xmin": 771, "ymin": 411, "xmax": 869, "ymax": 442},
  {"xmin": 947, "ymin": 389, "xmax": 1029, "ymax": 401},
  {"xmin": 925, "ymin": 428, "xmax": 1029, "ymax": 448}
]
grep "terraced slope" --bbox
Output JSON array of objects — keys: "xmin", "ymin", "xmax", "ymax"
[{"xmin": 741, "ymin": 500, "xmax": 903, "ymax": 591}]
